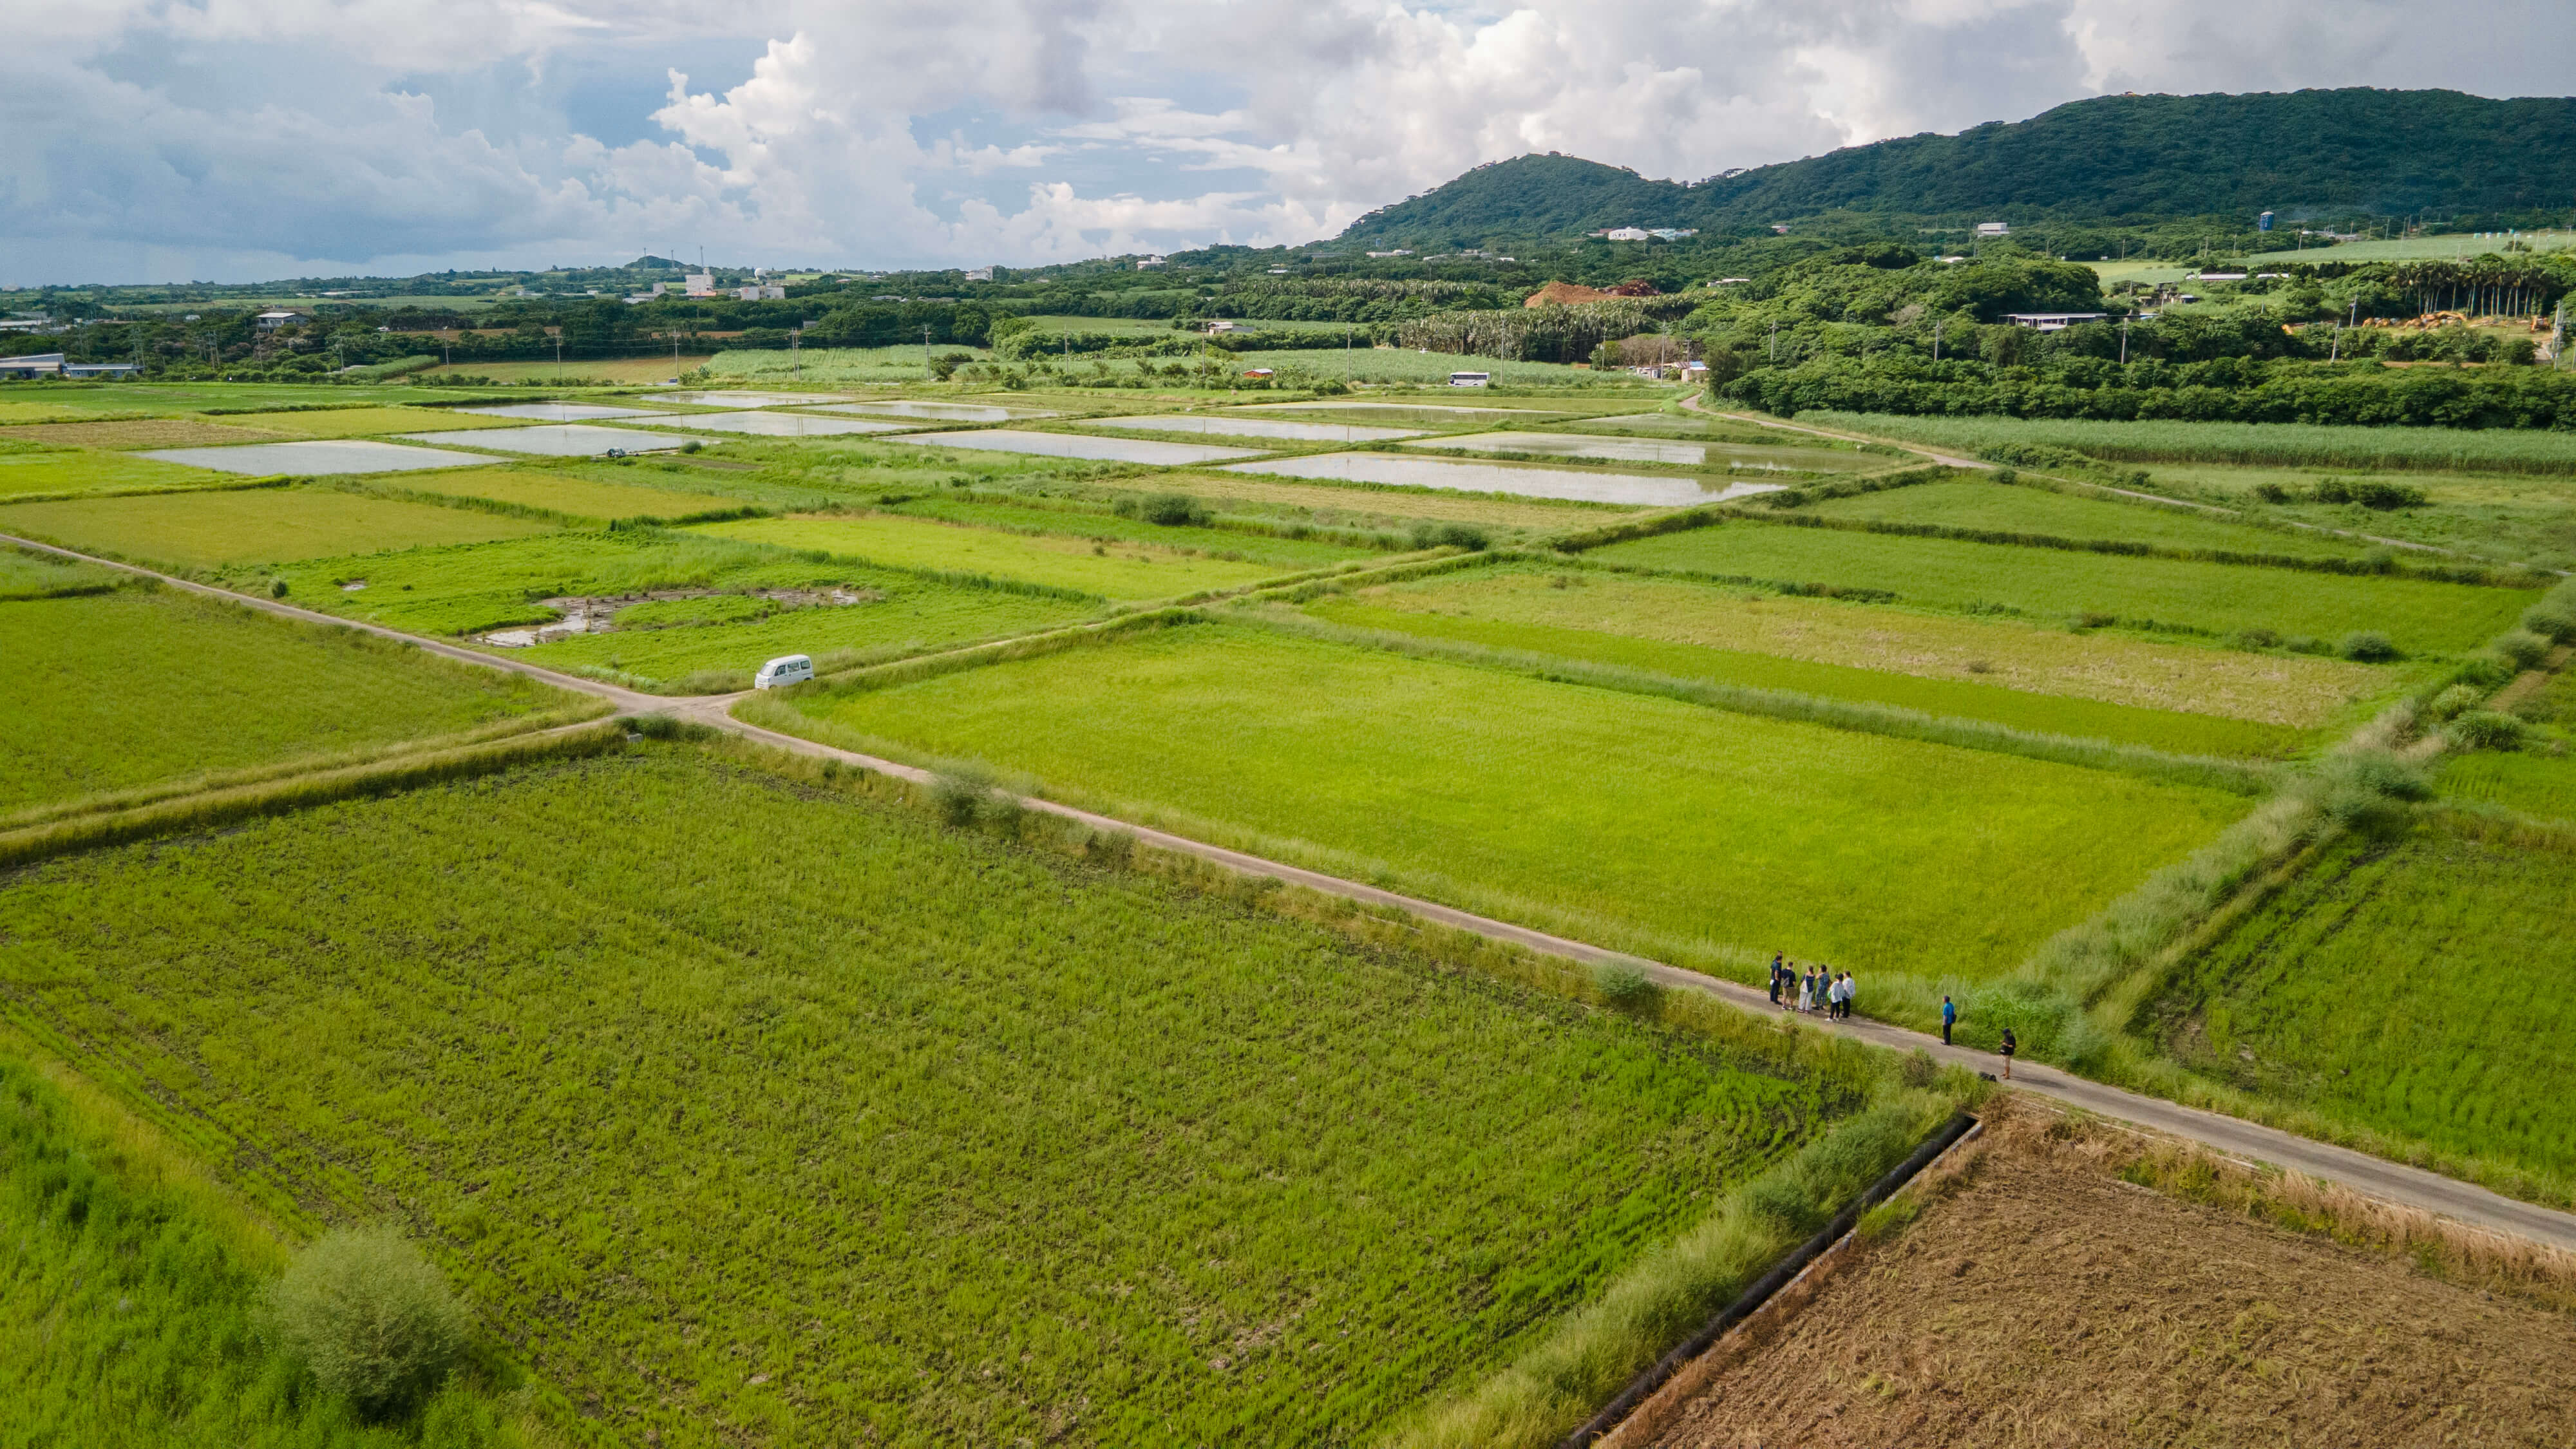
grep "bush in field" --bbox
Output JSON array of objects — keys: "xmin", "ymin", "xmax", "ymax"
[
  {"xmin": 2496, "ymin": 630, "xmax": 2554, "ymax": 671},
  {"xmin": 1115, "ymin": 492, "xmax": 1212, "ymax": 527},
  {"xmin": 2302, "ymin": 750, "xmax": 2431, "ymax": 835},
  {"xmin": 2446, "ymin": 710, "xmax": 2529, "ymax": 752},
  {"xmin": 1593, "ymin": 961, "xmax": 1663, "ymax": 1016},
  {"xmin": 2426, "ymin": 683, "xmax": 2487, "ymax": 722},
  {"xmin": 2524, "ymin": 603, "xmax": 2576, "ymax": 643},
  {"xmin": 263, "ymin": 1227, "xmax": 469, "ymax": 1417},
  {"xmin": 928, "ymin": 764, "xmax": 999, "ymax": 827},
  {"xmin": 2338, "ymin": 630, "xmax": 2400, "ymax": 662},
  {"xmin": 1408, "ymin": 521, "xmax": 1491, "ymax": 551}
]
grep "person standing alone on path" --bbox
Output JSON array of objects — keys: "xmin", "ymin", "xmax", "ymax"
[
  {"xmin": 1998, "ymin": 1027, "xmax": 2017, "ymax": 1081},
  {"xmin": 1941, "ymin": 995, "xmax": 1956, "ymax": 1045}
]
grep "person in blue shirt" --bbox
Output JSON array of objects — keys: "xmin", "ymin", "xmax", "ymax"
[{"xmin": 1942, "ymin": 995, "xmax": 1957, "ymax": 1045}]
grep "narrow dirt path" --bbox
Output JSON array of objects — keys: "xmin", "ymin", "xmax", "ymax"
[{"xmin": 12, "ymin": 529, "xmax": 2575, "ymax": 1251}]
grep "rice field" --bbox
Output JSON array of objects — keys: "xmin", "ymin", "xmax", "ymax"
[
  {"xmin": 707, "ymin": 346, "xmax": 985, "ymax": 386},
  {"xmin": 2146, "ymin": 815, "xmax": 2576, "ymax": 1185},
  {"xmin": 0, "ymin": 587, "xmax": 564, "ymax": 812},
  {"xmin": 1368, "ymin": 565, "xmax": 2383, "ymax": 728},
  {"xmin": 2440, "ymin": 750, "xmax": 2576, "ymax": 824},
  {"xmin": 1804, "ymin": 480, "xmax": 2378, "ymax": 558},
  {"xmin": 1106, "ymin": 471, "xmax": 1640, "ymax": 534},
  {"xmin": 2140, "ymin": 462, "xmax": 2576, "ymax": 571},
  {"xmin": 0, "ymin": 747, "xmax": 1841, "ymax": 1444},
  {"xmin": 205, "ymin": 406, "xmax": 527, "ymax": 439},
  {"xmin": 0, "ymin": 448, "xmax": 225, "ymax": 499},
  {"xmin": 694, "ymin": 513, "xmax": 1308, "ymax": 600},
  {"xmin": 0, "ymin": 544, "xmax": 121, "ymax": 600},
  {"xmin": 0, "ymin": 486, "xmax": 557, "ymax": 570},
  {"xmin": 1804, "ymin": 412, "xmax": 2576, "ymax": 475},
  {"xmin": 5, "ymin": 418, "xmax": 287, "ymax": 451},
  {"xmin": 884, "ymin": 495, "xmax": 1381, "ymax": 570},
  {"xmin": 420, "ymin": 355, "xmax": 712, "ymax": 384},
  {"xmin": 393, "ymin": 467, "xmax": 754, "ymax": 523},
  {"xmin": 1303, "ymin": 598, "xmax": 2306, "ymax": 759},
  {"xmin": 1590, "ymin": 519, "xmax": 2534, "ymax": 656},
  {"xmin": 766, "ymin": 622, "xmax": 2248, "ymax": 979}
]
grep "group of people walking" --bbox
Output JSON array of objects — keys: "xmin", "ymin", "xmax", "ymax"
[{"xmin": 1768, "ymin": 954, "xmax": 1855, "ymax": 1019}]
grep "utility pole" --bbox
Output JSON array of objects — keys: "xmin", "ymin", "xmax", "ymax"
[
  {"xmin": 2118, "ymin": 317, "xmax": 2128, "ymax": 365},
  {"xmin": 554, "ymin": 334, "xmax": 563, "ymax": 383},
  {"xmin": 923, "ymin": 324, "xmax": 933, "ymax": 380},
  {"xmin": 1768, "ymin": 320, "xmax": 1778, "ymax": 361},
  {"xmin": 1933, "ymin": 321, "xmax": 1942, "ymax": 363},
  {"xmin": 791, "ymin": 323, "xmax": 801, "ymax": 381}
]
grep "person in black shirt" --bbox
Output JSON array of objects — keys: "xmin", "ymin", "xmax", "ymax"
[{"xmin": 1998, "ymin": 1027, "xmax": 2018, "ymax": 1081}]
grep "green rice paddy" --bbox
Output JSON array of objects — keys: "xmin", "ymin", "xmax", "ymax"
[
  {"xmin": 1803, "ymin": 480, "xmax": 2376, "ymax": 558},
  {"xmin": 2146, "ymin": 815, "xmax": 2576, "ymax": 1185},
  {"xmin": 766, "ymin": 622, "xmax": 2248, "ymax": 978},
  {"xmin": 886, "ymin": 494, "xmax": 1381, "ymax": 570},
  {"xmin": 0, "ymin": 747, "xmax": 1839, "ymax": 1444},
  {"xmin": 1591, "ymin": 518, "xmax": 2533, "ymax": 654},
  {"xmin": 393, "ymin": 467, "xmax": 753, "ymax": 522},
  {"xmin": 695, "ymin": 513, "xmax": 1305, "ymax": 600},
  {"xmin": 2440, "ymin": 750, "xmax": 2576, "ymax": 824},
  {"xmin": 0, "ymin": 486, "xmax": 557, "ymax": 569},
  {"xmin": 209, "ymin": 407, "xmax": 525, "ymax": 439},
  {"xmin": 0, "ymin": 448, "xmax": 224, "ymax": 499},
  {"xmin": 0, "ymin": 587, "xmax": 564, "ymax": 812},
  {"xmin": 1805, "ymin": 411, "xmax": 2576, "ymax": 475}
]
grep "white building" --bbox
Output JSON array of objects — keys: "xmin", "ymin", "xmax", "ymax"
[
  {"xmin": 1976, "ymin": 222, "xmax": 2010, "ymax": 237},
  {"xmin": 736, "ymin": 285, "xmax": 786, "ymax": 301},
  {"xmin": 1602, "ymin": 227, "xmax": 1651, "ymax": 242},
  {"xmin": 1137, "ymin": 255, "xmax": 1167, "ymax": 269},
  {"xmin": 2002, "ymin": 311, "xmax": 2110, "ymax": 331},
  {"xmin": 254, "ymin": 309, "xmax": 307, "ymax": 332},
  {"xmin": 964, "ymin": 266, "xmax": 995, "ymax": 281},
  {"xmin": 683, "ymin": 272, "xmax": 717, "ymax": 298}
]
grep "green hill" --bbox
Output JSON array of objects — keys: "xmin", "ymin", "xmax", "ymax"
[{"xmin": 1336, "ymin": 88, "xmax": 2576, "ymax": 247}]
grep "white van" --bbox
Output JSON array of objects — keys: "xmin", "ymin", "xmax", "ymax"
[
  {"xmin": 1448, "ymin": 371, "xmax": 1492, "ymax": 387},
  {"xmin": 753, "ymin": 654, "xmax": 814, "ymax": 689}
]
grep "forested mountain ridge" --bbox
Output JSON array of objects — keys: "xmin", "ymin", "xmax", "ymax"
[{"xmin": 1336, "ymin": 89, "xmax": 2576, "ymax": 247}]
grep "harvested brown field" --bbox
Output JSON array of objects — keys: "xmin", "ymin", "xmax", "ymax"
[
  {"xmin": 1626, "ymin": 1100, "xmax": 2576, "ymax": 1449},
  {"xmin": 3, "ymin": 418, "xmax": 286, "ymax": 450}
]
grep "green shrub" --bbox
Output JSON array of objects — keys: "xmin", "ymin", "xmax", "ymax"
[
  {"xmin": 2252, "ymin": 482, "xmax": 2291, "ymax": 504},
  {"xmin": 2349, "ymin": 480, "xmax": 2426, "ymax": 510},
  {"xmin": 2302, "ymin": 749, "xmax": 2432, "ymax": 835},
  {"xmin": 2338, "ymin": 630, "xmax": 2400, "ymax": 662},
  {"xmin": 1115, "ymin": 492, "xmax": 1212, "ymax": 527},
  {"xmin": 2447, "ymin": 710, "xmax": 2529, "ymax": 752},
  {"xmin": 2426, "ymin": 684, "xmax": 2487, "ymax": 722},
  {"xmin": 263, "ymin": 1227, "xmax": 469, "ymax": 1417},
  {"xmin": 1408, "ymin": 521, "xmax": 1492, "ymax": 552},
  {"xmin": 2523, "ymin": 604, "xmax": 2576, "ymax": 643},
  {"xmin": 928, "ymin": 764, "xmax": 998, "ymax": 826},
  {"xmin": 1594, "ymin": 961, "xmax": 1663, "ymax": 1016},
  {"xmin": 2496, "ymin": 630, "xmax": 2554, "ymax": 671},
  {"xmin": 2231, "ymin": 626, "xmax": 2282, "ymax": 649},
  {"xmin": 269, "ymin": 578, "xmax": 290, "ymax": 598}
]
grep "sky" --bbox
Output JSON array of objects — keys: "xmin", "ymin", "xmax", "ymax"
[{"xmin": 5, "ymin": 0, "xmax": 2573, "ymax": 286}]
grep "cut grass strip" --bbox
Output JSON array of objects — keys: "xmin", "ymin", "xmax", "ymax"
[
  {"xmin": 694, "ymin": 511, "xmax": 1314, "ymax": 600},
  {"xmin": 0, "ymin": 448, "xmax": 230, "ymax": 500},
  {"xmin": 0, "ymin": 486, "xmax": 556, "ymax": 570}
]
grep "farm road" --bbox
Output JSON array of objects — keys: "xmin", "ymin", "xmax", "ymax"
[{"xmin": 12, "ymin": 529, "xmax": 2576, "ymax": 1253}]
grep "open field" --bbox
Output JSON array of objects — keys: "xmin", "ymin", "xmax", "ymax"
[
  {"xmin": 1378, "ymin": 565, "xmax": 2387, "ymax": 727},
  {"xmin": 1804, "ymin": 478, "xmax": 2378, "ymax": 558},
  {"xmin": 0, "ymin": 747, "xmax": 1841, "ymax": 1444},
  {"xmin": 5, "ymin": 417, "xmax": 287, "ymax": 450},
  {"xmin": 207, "ymin": 406, "xmax": 528, "ymax": 439},
  {"xmin": 2146, "ymin": 814, "xmax": 2576, "ymax": 1186},
  {"xmin": 1304, "ymin": 598, "xmax": 2306, "ymax": 758},
  {"xmin": 1112, "ymin": 469, "xmax": 1645, "ymax": 533},
  {"xmin": 1591, "ymin": 519, "xmax": 2533, "ymax": 654},
  {"xmin": 767, "ymin": 622, "xmax": 2246, "ymax": 978},
  {"xmin": 0, "ymin": 383, "xmax": 494, "ymax": 421},
  {"xmin": 393, "ymin": 466, "xmax": 755, "ymax": 522},
  {"xmin": 0, "ymin": 486, "xmax": 557, "ymax": 569},
  {"xmin": 0, "ymin": 587, "xmax": 564, "ymax": 812},
  {"xmin": 419, "ymin": 355, "xmax": 710, "ymax": 384},
  {"xmin": 267, "ymin": 531, "xmax": 1104, "ymax": 685},
  {"xmin": 1636, "ymin": 1101, "xmax": 2576, "ymax": 1449},
  {"xmin": 0, "ymin": 447, "xmax": 225, "ymax": 499},
  {"xmin": 708, "ymin": 346, "xmax": 976, "ymax": 385},
  {"xmin": 884, "ymin": 494, "xmax": 1385, "ymax": 569},
  {"xmin": 1804, "ymin": 410, "xmax": 2576, "ymax": 475},
  {"xmin": 1228, "ymin": 350, "xmax": 1620, "ymax": 386},
  {"xmin": 696, "ymin": 512, "xmax": 1305, "ymax": 600},
  {"xmin": 2140, "ymin": 461, "xmax": 2576, "ymax": 571}
]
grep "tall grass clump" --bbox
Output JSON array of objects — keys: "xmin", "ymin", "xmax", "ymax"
[{"xmin": 263, "ymin": 1228, "xmax": 471, "ymax": 1417}]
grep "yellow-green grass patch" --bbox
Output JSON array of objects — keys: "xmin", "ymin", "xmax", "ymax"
[
  {"xmin": 203, "ymin": 406, "xmax": 527, "ymax": 439},
  {"xmin": 4, "ymin": 419, "xmax": 286, "ymax": 450},
  {"xmin": 0, "ymin": 487, "xmax": 556, "ymax": 570},
  {"xmin": 769, "ymin": 623, "xmax": 2248, "ymax": 980},
  {"xmin": 0, "ymin": 449, "xmax": 231, "ymax": 500},
  {"xmin": 693, "ymin": 513, "xmax": 1294, "ymax": 600},
  {"xmin": 1803, "ymin": 480, "xmax": 2374, "ymax": 558},
  {"xmin": 420, "ymin": 355, "xmax": 712, "ymax": 383},
  {"xmin": 1340, "ymin": 566, "xmax": 2382, "ymax": 728},
  {"xmin": 2140, "ymin": 462, "xmax": 2576, "ymax": 571},
  {"xmin": 395, "ymin": 468, "xmax": 753, "ymax": 522},
  {"xmin": 0, "ymin": 587, "xmax": 564, "ymax": 811},
  {"xmin": 1592, "ymin": 519, "xmax": 2534, "ymax": 656},
  {"xmin": 2440, "ymin": 749, "xmax": 2576, "ymax": 824},
  {"xmin": 1112, "ymin": 471, "xmax": 1645, "ymax": 531}
]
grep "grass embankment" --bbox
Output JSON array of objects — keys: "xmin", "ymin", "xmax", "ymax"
[
  {"xmin": 693, "ymin": 511, "xmax": 1325, "ymax": 600},
  {"xmin": 0, "ymin": 746, "xmax": 1846, "ymax": 1445},
  {"xmin": 761, "ymin": 621, "xmax": 2248, "ymax": 980},
  {"xmin": 0, "ymin": 486, "xmax": 557, "ymax": 569},
  {"xmin": 1803, "ymin": 411, "xmax": 2576, "ymax": 475},
  {"xmin": 0, "ymin": 1054, "xmax": 538, "ymax": 1444},
  {"xmin": 1313, "ymin": 562, "xmax": 2375, "ymax": 734},
  {"xmin": 0, "ymin": 587, "xmax": 571, "ymax": 812},
  {"xmin": 1, "ymin": 543, "xmax": 122, "ymax": 600},
  {"xmin": 1589, "ymin": 518, "xmax": 2534, "ymax": 655},
  {"xmin": 2143, "ymin": 811, "xmax": 2576, "ymax": 1189},
  {"xmin": 0, "ymin": 448, "xmax": 230, "ymax": 500},
  {"xmin": 267, "ymin": 531, "xmax": 1103, "ymax": 689},
  {"xmin": 1801, "ymin": 478, "xmax": 2377, "ymax": 559}
]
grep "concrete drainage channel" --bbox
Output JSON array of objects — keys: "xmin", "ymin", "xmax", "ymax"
[{"xmin": 1564, "ymin": 1111, "xmax": 1983, "ymax": 1449}]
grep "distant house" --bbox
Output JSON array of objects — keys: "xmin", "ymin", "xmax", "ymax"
[
  {"xmin": 963, "ymin": 266, "xmax": 995, "ymax": 281},
  {"xmin": 0, "ymin": 316, "xmax": 51, "ymax": 334},
  {"xmin": 254, "ymin": 309, "xmax": 308, "ymax": 332},
  {"xmin": 1601, "ymin": 227, "xmax": 1651, "ymax": 242},
  {"xmin": 736, "ymin": 285, "xmax": 786, "ymax": 301},
  {"xmin": 2191, "ymin": 271, "xmax": 2248, "ymax": 282},
  {"xmin": 684, "ymin": 272, "xmax": 717, "ymax": 298},
  {"xmin": 2002, "ymin": 312, "xmax": 2110, "ymax": 331},
  {"xmin": 1975, "ymin": 222, "xmax": 2010, "ymax": 237},
  {"xmin": 1709, "ymin": 277, "xmax": 1752, "ymax": 287},
  {"xmin": 1204, "ymin": 320, "xmax": 1244, "ymax": 334},
  {"xmin": 1137, "ymin": 255, "xmax": 1167, "ymax": 269},
  {"xmin": 0, "ymin": 352, "xmax": 61, "ymax": 378},
  {"xmin": 1365, "ymin": 249, "xmax": 1413, "ymax": 258},
  {"xmin": 64, "ymin": 359, "xmax": 139, "ymax": 378},
  {"xmin": 1649, "ymin": 228, "xmax": 1698, "ymax": 240}
]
